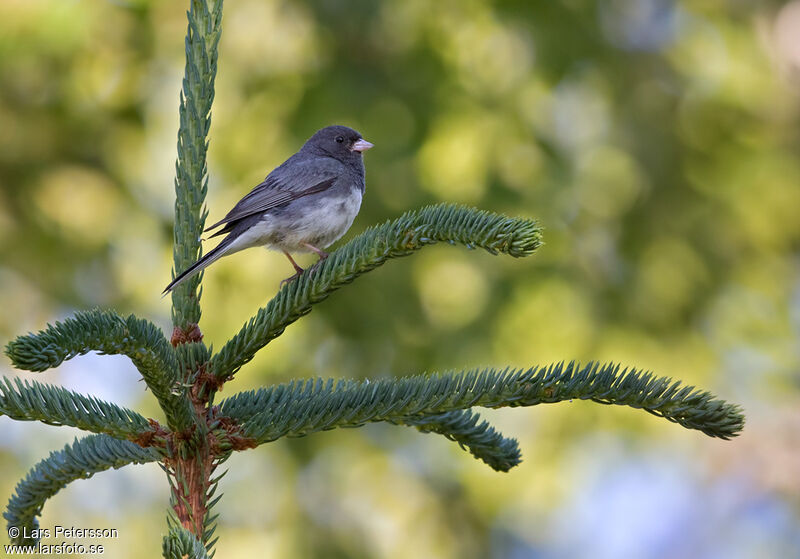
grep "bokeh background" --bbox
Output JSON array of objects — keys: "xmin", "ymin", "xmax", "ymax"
[{"xmin": 1, "ymin": 0, "xmax": 799, "ymax": 557}]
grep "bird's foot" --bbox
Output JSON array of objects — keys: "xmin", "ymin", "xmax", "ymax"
[
  {"xmin": 310, "ymin": 251, "xmax": 333, "ymax": 275},
  {"xmin": 308, "ymin": 260, "xmax": 323, "ymax": 276},
  {"xmin": 280, "ymin": 250, "xmax": 306, "ymax": 287},
  {"xmin": 280, "ymin": 270, "xmax": 304, "ymax": 287}
]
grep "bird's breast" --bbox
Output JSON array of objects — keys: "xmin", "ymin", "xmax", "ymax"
[{"xmin": 270, "ymin": 187, "xmax": 363, "ymax": 252}]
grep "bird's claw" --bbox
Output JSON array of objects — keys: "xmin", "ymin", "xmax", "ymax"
[
  {"xmin": 280, "ymin": 270, "xmax": 303, "ymax": 287},
  {"xmin": 308, "ymin": 255, "xmax": 329, "ymax": 276}
]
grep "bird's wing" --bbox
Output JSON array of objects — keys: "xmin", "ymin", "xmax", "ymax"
[{"xmin": 205, "ymin": 157, "xmax": 341, "ymax": 233}]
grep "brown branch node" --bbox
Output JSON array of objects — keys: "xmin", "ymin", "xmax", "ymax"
[
  {"xmin": 130, "ymin": 418, "xmax": 170, "ymax": 448},
  {"xmin": 171, "ymin": 323, "xmax": 204, "ymax": 347}
]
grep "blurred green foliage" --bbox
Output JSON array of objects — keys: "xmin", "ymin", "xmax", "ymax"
[{"xmin": 1, "ymin": 0, "xmax": 799, "ymax": 557}]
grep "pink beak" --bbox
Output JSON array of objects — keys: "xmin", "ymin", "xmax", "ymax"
[{"xmin": 352, "ymin": 139, "xmax": 374, "ymax": 153}]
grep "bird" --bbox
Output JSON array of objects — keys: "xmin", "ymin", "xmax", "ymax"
[{"xmin": 163, "ymin": 125, "xmax": 373, "ymax": 294}]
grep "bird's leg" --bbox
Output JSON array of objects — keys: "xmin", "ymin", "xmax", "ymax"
[
  {"xmin": 303, "ymin": 243, "xmax": 329, "ymax": 274},
  {"xmin": 280, "ymin": 251, "xmax": 305, "ymax": 286},
  {"xmin": 303, "ymin": 243, "xmax": 329, "ymax": 261}
]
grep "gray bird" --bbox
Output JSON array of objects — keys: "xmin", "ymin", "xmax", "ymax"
[{"xmin": 163, "ymin": 125, "xmax": 373, "ymax": 293}]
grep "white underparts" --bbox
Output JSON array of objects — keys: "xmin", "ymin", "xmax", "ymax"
[{"xmin": 220, "ymin": 190, "xmax": 362, "ymax": 258}]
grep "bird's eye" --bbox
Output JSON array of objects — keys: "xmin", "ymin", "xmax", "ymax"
[{"xmin": 335, "ymin": 136, "xmax": 344, "ymax": 143}]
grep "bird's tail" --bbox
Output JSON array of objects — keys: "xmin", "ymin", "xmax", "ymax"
[{"xmin": 162, "ymin": 237, "xmax": 234, "ymax": 295}]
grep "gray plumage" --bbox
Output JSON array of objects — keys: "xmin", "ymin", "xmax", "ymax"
[{"xmin": 164, "ymin": 125, "xmax": 372, "ymax": 293}]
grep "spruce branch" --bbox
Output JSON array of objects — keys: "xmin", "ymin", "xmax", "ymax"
[
  {"xmin": 171, "ymin": 0, "xmax": 223, "ymax": 329},
  {"xmin": 4, "ymin": 309, "xmax": 194, "ymax": 430},
  {"xmin": 4, "ymin": 434, "xmax": 159, "ymax": 546},
  {"xmin": 0, "ymin": 377, "xmax": 153, "ymax": 440},
  {"xmin": 221, "ymin": 383, "xmax": 520, "ymax": 470},
  {"xmin": 398, "ymin": 410, "xmax": 522, "ymax": 472},
  {"xmin": 210, "ymin": 204, "xmax": 542, "ymax": 380},
  {"xmin": 163, "ymin": 526, "xmax": 209, "ymax": 559},
  {"xmin": 220, "ymin": 362, "xmax": 743, "ymax": 458}
]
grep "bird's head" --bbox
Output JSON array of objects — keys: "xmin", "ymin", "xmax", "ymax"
[{"xmin": 303, "ymin": 125, "xmax": 373, "ymax": 161}]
